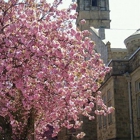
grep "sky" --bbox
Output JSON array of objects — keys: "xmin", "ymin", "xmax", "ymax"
[
  {"xmin": 105, "ymin": 0, "xmax": 140, "ymax": 48},
  {"xmin": 60, "ymin": 0, "xmax": 140, "ymax": 48}
]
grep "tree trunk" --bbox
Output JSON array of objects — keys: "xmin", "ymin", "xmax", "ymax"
[{"xmin": 0, "ymin": 116, "xmax": 12, "ymax": 140}]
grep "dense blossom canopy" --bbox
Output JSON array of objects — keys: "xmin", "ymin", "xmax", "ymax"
[{"xmin": 0, "ymin": 0, "xmax": 114, "ymax": 139}]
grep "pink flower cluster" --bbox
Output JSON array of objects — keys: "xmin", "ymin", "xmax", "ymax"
[
  {"xmin": 76, "ymin": 132, "xmax": 86, "ymax": 139},
  {"xmin": 80, "ymin": 19, "xmax": 86, "ymax": 24},
  {"xmin": 0, "ymin": 0, "xmax": 114, "ymax": 139}
]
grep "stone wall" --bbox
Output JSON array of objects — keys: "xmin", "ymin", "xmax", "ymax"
[
  {"xmin": 58, "ymin": 128, "xmax": 77, "ymax": 140},
  {"xmin": 105, "ymin": 48, "xmax": 140, "ymax": 81},
  {"xmin": 113, "ymin": 76, "xmax": 130, "ymax": 139},
  {"xmin": 111, "ymin": 49, "xmax": 128, "ymax": 60},
  {"xmin": 76, "ymin": 10, "xmax": 110, "ymax": 30},
  {"xmin": 58, "ymin": 116, "xmax": 97, "ymax": 140},
  {"xmin": 76, "ymin": 0, "xmax": 110, "ymax": 30},
  {"xmin": 128, "ymin": 48, "xmax": 140, "ymax": 72},
  {"xmin": 131, "ymin": 67, "xmax": 140, "ymax": 139},
  {"xmin": 100, "ymin": 48, "xmax": 140, "ymax": 140},
  {"xmin": 89, "ymin": 27, "xmax": 108, "ymax": 65},
  {"xmin": 82, "ymin": 116, "xmax": 97, "ymax": 140},
  {"xmin": 97, "ymin": 77, "xmax": 116, "ymax": 140},
  {"xmin": 98, "ymin": 76, "xmax": 131, "ymax": 140}
]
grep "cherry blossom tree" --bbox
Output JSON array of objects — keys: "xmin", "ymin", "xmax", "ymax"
[{"xmin": 0, "ymin": 0, "xmax": 114, "ymax": 139}]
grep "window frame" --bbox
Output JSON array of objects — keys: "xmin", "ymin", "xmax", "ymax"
[
  {"xmin": 137, "ymin": 94, "xmax": 140, "ymax": 119},
  {"xmin": 107, "ymin": 89, "xmax": 113, "ymax": 124},
  {"xmin": 135, "ymin": 79, "xmax": 140, "ymax": 119},
  {"xmin": 100, "ymin": 0, "xmax": 106, "ymax": 10},
  {"xmin": 102, "ymin": 95, "xmax": 107, "ymax": 127},
  {"xmin": 135, "ymin": 79, "xmax": 140, "ymax": 93},
  {"xmin": 108, "ymin": 101, "xmax": 112, "ymax": 124},
  {"xmin": 98, "ymin": 115, "xmax": 102, "ymax": 129}
]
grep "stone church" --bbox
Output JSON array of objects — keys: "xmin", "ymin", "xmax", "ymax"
[{"xmin": 58, "ymin": 0, "xmax": 140, "ymax": 140}]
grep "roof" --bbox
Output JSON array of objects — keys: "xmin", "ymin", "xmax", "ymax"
[{"xmin": 111, "ymin": 48, "xmax": 127, "ymax": 52}]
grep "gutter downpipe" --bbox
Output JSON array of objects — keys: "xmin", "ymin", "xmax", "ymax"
[{"xmin": 124, "ymin": 72, "xmax": 134, "ymax": 140}]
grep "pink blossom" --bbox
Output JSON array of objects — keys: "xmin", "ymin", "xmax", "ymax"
[
  {"xmin": 84, "ymin": 106, "xmax": 92, "ymax": 112},
  {"xmin": 89, "ymin": 116, "xmax": 95, "ymax": 120},
  {"xmin": 80, "ymin": 19, "xmax": 86, "ymax": 24},
  {"xmin": 107, "ymin": 107, "xmax": 115, "ymax": 113},
  {"xmin": 89, "ymin": 102, "xmax": 94, "ymax": 108},
  {"xmin": 97, "ymin": 91, "xmax": 102, "ymax": 95},
  {"xmin": 0, "ymin": 0, "xmax": 112, "ymax": 139},
  {"xmin": 71, "ymin": 3, "xmax": 77, "ymax": 10},
  {"xmin": 76, "ymin": 132, "xmax": 86, "ymax": 139}
]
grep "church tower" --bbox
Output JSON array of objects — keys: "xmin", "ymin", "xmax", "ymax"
[{"xmin": 76, "ymin": 0, "xmax": 110, "ymax": 31}]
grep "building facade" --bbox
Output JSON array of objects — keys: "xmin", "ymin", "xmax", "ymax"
[
  {"xmin": 97, "ymin": 29, "xmax": 140, "ymax": 140},
  {"xmin": 76, "ymin": 0, "xmax": 110, "ymax": 31}
]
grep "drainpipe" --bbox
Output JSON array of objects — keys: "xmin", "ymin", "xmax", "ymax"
[{"xmin": 124, "ymin": 72, "xmax": 133, "ymax": 140}]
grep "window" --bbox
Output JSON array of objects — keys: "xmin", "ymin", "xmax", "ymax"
[
  {"xmin": 107, "ymin": 89, "xmax": 112, "ymax": 101},
  {"xmin": 107, "ymin": 89, "xmax": 112, "ymax": 124},
  {"xmin": 85, "ymin": 0, "xmax": 90, "ymax": 8},
  {"xmin": 135, "ymin": 79, "xmax": 140, "ymax": 93},
  {"xmin": 137, "ymin": 95, "xmax": 140, "ymax": 119},
  {"xmin": 103, "ymin": 95, "xmax": 107, "ymax": 127},
  {"xmin": 103, "ymin": 115, "xmax": 107, "ymax": 127},
  {"xmin": 108, "ymin": 101, "xmax": 112, "ymax": 124},
  {"xmin": 135, "ymin": 79, "xmax": 140, "ymax": 119},
  {"xmin": 98, "ymin": 115, "xmax": 102, "ymax": 129},
  {"xmin": 100, "ymin": 0, "xmax": 106, "ymax": 10},
  {"xmin": 92, "ymin": 0, "xmax": 97, "ymax": 7}
]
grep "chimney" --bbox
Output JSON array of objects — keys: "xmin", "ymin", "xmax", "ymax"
[{"xmin": 98, "ymin": 27, "xmax": 105, "ymax": 40}]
